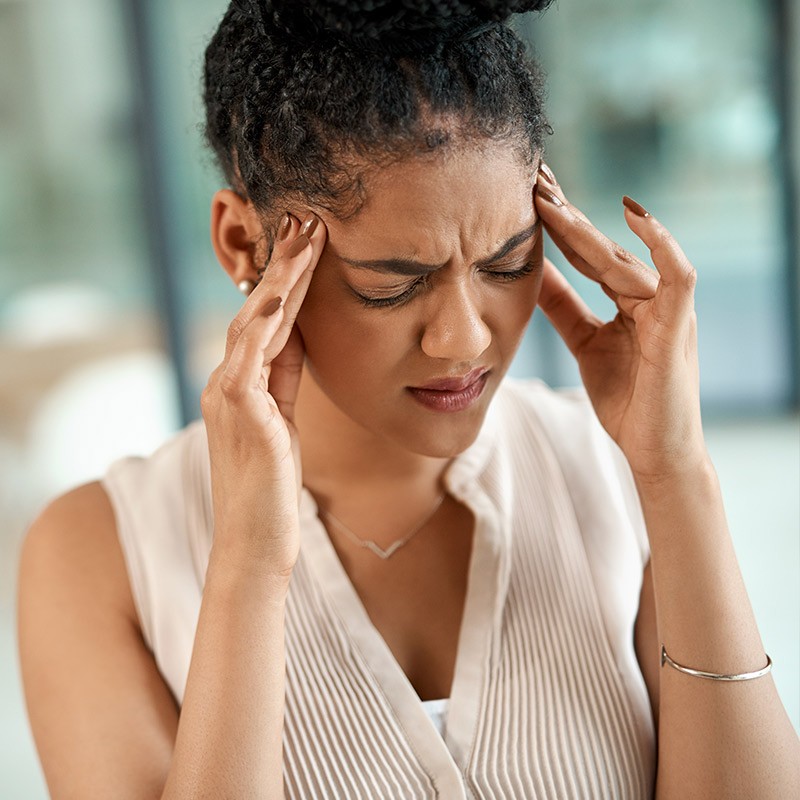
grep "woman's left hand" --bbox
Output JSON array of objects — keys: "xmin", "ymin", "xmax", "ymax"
[{"xmin": 533, "ymin": 163, "xmax": 708, "ymax": 483}]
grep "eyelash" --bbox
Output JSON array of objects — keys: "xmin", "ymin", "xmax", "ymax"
[{"xmin": 355, "ymin": 261, "xmax": 539, "ymax": 309}]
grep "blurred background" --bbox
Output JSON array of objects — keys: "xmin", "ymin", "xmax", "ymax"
[{"xmin": 1, "ymin": 0, "xmax": 798, "ymax": 795}]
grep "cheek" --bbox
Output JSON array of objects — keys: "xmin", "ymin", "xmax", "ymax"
[
  {"xmin": 522, "ymin": 268, "xmax": 544, "ymax": 319},
  {"xmin": 488, "ymin": 278, "xmax": 540, "ymax": 353},
  {"xmin": 295, "ymin": 270, "xmax": 404, "ymax": 380},
  {"xmin": 495, "ymin": 250, "xmax": 544, "ymax": 334},
  {"xmin": 521, "ymin": 240, "xmax": 545, "ymax": 317}
]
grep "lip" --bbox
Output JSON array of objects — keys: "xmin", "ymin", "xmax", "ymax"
[
  {"xmin": 410, "ymin": 367, "xmax": 489, "ymax": 392},
  {"xmin": 406, "ymin": 370, "xmax": 490, "ymax": 413}
]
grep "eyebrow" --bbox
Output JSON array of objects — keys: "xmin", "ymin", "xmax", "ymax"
[{"xmin": 339, "ymin": 219, "xmax": 541, "ymax": 276}]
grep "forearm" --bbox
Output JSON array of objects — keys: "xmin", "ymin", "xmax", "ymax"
[
  {"xmin": 160, "ymin": 542, "xmax": 292, "ymax": 800},
  {"xmin": 637, "ymin": 458, "xmax": 800, "ymax": 800}
]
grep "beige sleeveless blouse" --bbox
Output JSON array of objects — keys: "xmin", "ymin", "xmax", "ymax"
[{"xmin": 102, "ymin": 377, "xmax": 656, "ymax": 798}]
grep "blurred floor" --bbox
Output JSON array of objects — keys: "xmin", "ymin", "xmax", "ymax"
[{"xmin": 1, "ymin": 415, "xmax": 798, "ymax": 798}]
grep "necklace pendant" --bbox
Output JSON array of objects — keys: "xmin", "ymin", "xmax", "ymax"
[
  {"xmin": 318, "ymin": 490, "xmax": 447, "ymax": 561},
  {"xmin": 364, "ymin": 539, "xmax": 404, "ymax": 560}
]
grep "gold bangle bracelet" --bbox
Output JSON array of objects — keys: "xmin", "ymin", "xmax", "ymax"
[{"xmin": 660, "ymin": 645, "xmax": 773, "ymax": 681}]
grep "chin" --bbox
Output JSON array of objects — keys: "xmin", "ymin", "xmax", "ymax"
[
  {"xmin": 395, "ymin": 429, "xmax": 480, "ymax": 460},
  {"xmin": 391, "ymin": 397, "xmax": 493, "ymax": 459}
]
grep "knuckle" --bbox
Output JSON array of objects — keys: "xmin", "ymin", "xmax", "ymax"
[
  {"xmin": 682, "ymin": 264, "xmax": 698, "ymax": 291},
  {"xmin": 218, "ymin": 370, "xmax": 244, "ymax": 401},
  {"xmin": 200, "ymin": 370, "xmax": 219, "ymax": 403},
  {"xmin": 594, "ymin": 261, "xmax": 611, "ymax": 278},
  {"xmin": 226, "ymin": 317, "xmax": 247, "ymax": 349},
  {"xmin": 653, "ymin": 224, "xmax": 672, "ymax": 244},
  {"xmin": 611, "ymin": 243, "xmax": 637, "ymax": 266},
  {"xmin": 547, "ymin": 284, "xmax": 571, "ymax": 313},
  {"xmin": 200, "ymin": 378, "xmax": 224, "ymax": 419},
  {"xmin": 199, "ymin": 386, "xmax": 214, "ymax": 415}
]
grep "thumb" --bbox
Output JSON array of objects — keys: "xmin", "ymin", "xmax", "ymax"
[{"xmin": 269, "ymin": 322, "xmax": 306, "ymax": 427}]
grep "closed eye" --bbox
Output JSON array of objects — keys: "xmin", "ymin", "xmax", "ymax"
[{"xmin": 353, "ymin": 260, "xmax": 539, "ymax": 308}]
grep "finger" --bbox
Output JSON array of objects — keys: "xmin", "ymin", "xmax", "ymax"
[
  {"xmin": 260, "ymin": 215, "xmax": 328, "ymax": 354},
  {"xmin": 261, "ymin": 210, "xmax": 320, "ymax": 280},
  {"xmin": 621, "ymin": 196, "xmax": 697, "ymax": 322},
  {"xmin": 538, "ymin": 195, "xmax": 658, "ymax": 299},
  {"xmin": 227, "ymin": 217, "xmax": 324, "ymax": 395},
  {"xmin": 537, "ymin": 258, "xmax": 602, "ymax": 357},
  {"xmin": 599, "ymin": 282, "xmax": 644, "ymax": 323},
  {"xmin": 542, "ymin": 218, "xmax": 625, "ymax": 289},
  {"xmin": 234, "ymin": 209, "xmax": 318, "ymax": 296},
  {"xmin": 615, "ymin": 293, "xmax": 648, "ymax": 321},
  {"xmin": 600, "ymin": 283, "xmax": 617, "ymax": 303},
  {"xmin": 535, "ymin": 164, "xmax": 659, "ymax": 298},
  {"xmin": 534, "ymin": 182, "xmax": 617, "ymax": 290},
  {"xmin": 221, "ymin": 298, "xmax": 286, "ymax": 397},
  {"xmin": 268, "ymin": 218, "xmax": 326, "ymax": 350},
  {"xmin": 224, "ymin": 227, "xmax": 315, "ymax": 362},
  {"xmin": 536, "ymin": 163, "xmax": 593, "ymax": 226}
]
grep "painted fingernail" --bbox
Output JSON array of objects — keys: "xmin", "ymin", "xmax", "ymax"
[
  {"xmin": 277, "ymin": 213, "xmax": 291, "ymax": 241},
  {"xmin": 622, "ymin": 195, "xmax": 650, "ymax": 217},
  {"xmin": 263, "ymin": 296, "xmax": 283, "ymax": 316},
  {"xmin": 299, "ymin": 213, "xmax": 318, "ymax": 238},
  {"xmin": 286, "ymin": 234, "xmax": 311, "ymax": 257},
  {"xmin": 538, "ymin": 161, "xmax": 557, "ymax": 184},
  {"xmin": 537, "ymin": 186, "xmax": 564, "ymax": 207}
]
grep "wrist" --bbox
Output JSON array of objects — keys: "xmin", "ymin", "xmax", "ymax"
[
  {"xmin": 208, "ymin": 536, "xmax": 297, "ymax": 589},
  {"xmin": 204, "ymin": 555, "xmax": 292, "ymax": 614},
  {"xmin": 632, "ymin": 449, "xmax": 718, "ymax": 498}
]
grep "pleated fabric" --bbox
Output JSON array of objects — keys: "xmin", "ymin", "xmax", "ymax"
[{"xmin": 102, "ymin": 377, "xmax": 656, "ymax": 799}]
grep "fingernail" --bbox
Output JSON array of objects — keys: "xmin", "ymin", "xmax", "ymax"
[
  {"xmin": 286, "ymin": 234, "xmax": 311, "ymax": 257},
  {"xmin": 538, "ymin": 161, "xmax": 557, "ymax": 184},
  {"xmin": 537, "ymin": 186, "xmax": 564, "ymax": 207},
  {"xmin": 277, "ymin": 213, "xmax": 291, "ymax": 241},
  {"xmin": 299, "ymin": 213, "xmax": 318, "ymax": 238},
  {"xmin": 264, "ymin": 296, "xmax": 283, "ymax": 316},
  {"xmin": 622, "ymin": 195, "xmax": 650, "ymax": 217}
]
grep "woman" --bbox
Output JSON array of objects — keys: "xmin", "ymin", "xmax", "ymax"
[{"xmin": 17, "ymin": 1, "xmax": 799, "ymax": 798}]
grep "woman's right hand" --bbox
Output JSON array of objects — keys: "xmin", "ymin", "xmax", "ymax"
[{"xmin": 200, "ymin": 211, "xmax": 327, "ymax": 578}]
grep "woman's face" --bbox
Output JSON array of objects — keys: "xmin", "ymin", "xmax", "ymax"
[{"xmin": 295, "ymin": 144, "xmax": 543, "ymax": 459}]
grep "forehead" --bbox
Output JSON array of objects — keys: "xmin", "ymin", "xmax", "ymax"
[{"xmin": 326, "ymin": 145, "xmax": 537, "ymax": 261}]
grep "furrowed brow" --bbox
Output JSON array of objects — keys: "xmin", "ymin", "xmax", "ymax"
[{"xmin": 340, "ymin": 219, "xmax": 541, "ymax": 276}]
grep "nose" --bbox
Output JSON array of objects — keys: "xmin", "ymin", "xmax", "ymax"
[{"xmin": 419, "ymin": 280, "xmax": 492, "ymax": 363}]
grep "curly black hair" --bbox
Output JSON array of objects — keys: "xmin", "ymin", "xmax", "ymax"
[{"xmin": 202, "ymin": 0, "xmax": 554, "ymax": 258}]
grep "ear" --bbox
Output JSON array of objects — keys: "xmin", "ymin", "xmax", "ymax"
[{"xmin": 210, "ymin": 189, "xmax": 267, "ymax": 287}]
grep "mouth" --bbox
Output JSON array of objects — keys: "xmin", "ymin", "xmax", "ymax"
[
  {"xmin": 410, "ymin": 367, "xmax": 489, "ymax": 392},
  {"xmin": 406, "ymin": 368, "xmax": 490, "ymax": 413}
]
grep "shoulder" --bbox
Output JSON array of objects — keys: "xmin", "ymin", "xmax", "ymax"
[
  {"xmin": 20, "ymin": 481, "xmax": 133, "ymax": 620},
  {"xmin": 18, "ymin": 481, "xmax": 143, "ymax": 718},
  {"xmin": 18, "ymin": 482, "xmax": 179, "ymax": 797}
]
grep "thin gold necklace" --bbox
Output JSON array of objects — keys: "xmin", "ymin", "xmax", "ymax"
[{"xmin": 318, "ymin": 492, "xmax": 447, "ymax": 560}]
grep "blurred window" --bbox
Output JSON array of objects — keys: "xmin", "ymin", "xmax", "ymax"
[
  {"xmin": 0, "ymin": 0, "xmax": 180, "ymax": 517},
  {"xmin": 513, "ymin": 0, "xmax": 796, "ymax": 411}
]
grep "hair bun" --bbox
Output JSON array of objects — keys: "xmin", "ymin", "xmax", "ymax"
[{"xmin": 235, "ymin": 0, "xmax": 553, "ymax": 55}]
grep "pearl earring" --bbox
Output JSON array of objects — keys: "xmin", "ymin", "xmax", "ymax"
[{"xmin": 238, "ymin": 279, "xmax": 255, "ymax": 295}]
